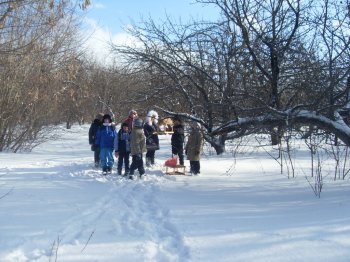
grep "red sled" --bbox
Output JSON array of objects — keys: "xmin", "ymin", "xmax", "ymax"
[
  {"xmin": 164, "ymin": 156, "xmax": 186, "ymax": 175},
  {"xmin": 164, "ymin": 156, "xmax": 178, "ymax": 167}
]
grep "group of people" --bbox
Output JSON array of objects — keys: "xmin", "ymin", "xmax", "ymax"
[{"xmin": 88, "ymin": 109, "xmax": 204, "ymax": 179}]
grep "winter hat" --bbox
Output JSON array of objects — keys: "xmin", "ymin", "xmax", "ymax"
[
  {"xmin": 103, "ymin": 114, "xmax": 112, "ymax": 122},
  {"xmin": 129, "ymin": 110, "xmax": 137, "ymax": 116},
  {"xmin": 146, "ymin": 110, "xmax": 158, "ymax": 119},
  {"xmin": 121, "ymin": 122, "xmax": 128, "ymax": 128},
  {"xmin": 133, "ymin": 118, "xmax": 144, "ymax": 128},
  {"xmin": 173, "ymin": 116, "xmax": 182, "ymax": 124}
]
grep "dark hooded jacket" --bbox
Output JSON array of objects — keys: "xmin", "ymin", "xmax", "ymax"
[
  {"xmin": 144, "ymin": 122, "xmax": 159, "ymax": 150},
  {"xmin": 89, "ymin": 119, "xmax": 102, "ymax": 145},
  {"xmin": 171, "ymin": 124, "xmax": 184, "ymax": 154}
]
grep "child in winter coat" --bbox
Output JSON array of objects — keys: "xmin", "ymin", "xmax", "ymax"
[
  {"xmin": 144, "ymin": 110, "xmax": 160, "ymax": 167},
  {"xmin": 114, "ymin": 122, "xmax": 131, "ymax": 176},
  {"xmin": 89, "ymin": 113, "xmax": 104, "ymax": 167},
  {"xmin": 129, "ymin": 118, "xmax": 147, "ymax": 179},
  {"xmin": 95, "ymin": 114, "xmax": 117, "ymax": 175},
  {"xmin": 185, "ymin": 122, "xmax": 204, "ymax": 175},
  {"xmin": 171, "ymin": 117, "xmax": 185, "ymax": 165}
]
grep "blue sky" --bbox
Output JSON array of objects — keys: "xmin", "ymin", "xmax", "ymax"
[
  {"xmin": 85, "ymin": 0, "xmax": 219, "ymax": 34},
  {"xmin": 81, "ymin": 0, "xmax": 220, "ymax": 63}
]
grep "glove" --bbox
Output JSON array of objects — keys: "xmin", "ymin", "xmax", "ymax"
[{"xmin": 114, "ymin": 151, "xmax": 119, "ymax": 158}]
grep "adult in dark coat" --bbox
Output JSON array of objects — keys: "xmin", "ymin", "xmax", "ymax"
[
  {"xmin": 144, "ymin": 110, "xmax": 159, "ymax": 167},
  {"xmin": 171, "ymin": 117, "xmax": 185, "ymax": 165},
  {"xmin": 89, "ymin": 113, "xmax": 103, "ymax": 167}
]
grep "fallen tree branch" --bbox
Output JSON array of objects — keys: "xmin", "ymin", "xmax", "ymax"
[{"xmin": 211, "ymin": 110, "xmax": 350, "ymax": 146}]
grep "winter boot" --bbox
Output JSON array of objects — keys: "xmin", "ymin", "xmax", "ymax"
[
  {"xmin": 129, "ymin": 170, "xmax": 134, "ymax": 180},
  {"xmin": 146, "ymin": 157, "xmax": 151, "ymax": 167},
  {"xmin": 102, "ymin": 167, "xmax": 108, "ymax": 175},
  {"xmin": 117, "ymin": 169, "xmax": 122, "ymax": 176}
]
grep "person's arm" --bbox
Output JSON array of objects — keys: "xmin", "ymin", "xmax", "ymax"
[
  {"xmin": 95, "ymin": 129, "xmax": 101, "ymax": 146},
  {"xmin": 114, "ymin": 131, "xmax": 119, "ymax": 156},
  {"xmin": 88, "ymin": 125, "xmax": 94, "ymax": 144}
]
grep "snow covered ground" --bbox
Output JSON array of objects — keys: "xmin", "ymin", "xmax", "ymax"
[{"xmin": 1, "ymin": 124, "xmax": 350, "ymax": 262}]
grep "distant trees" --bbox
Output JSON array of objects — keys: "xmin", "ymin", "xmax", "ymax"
[{"xmin": 82, "ymin": 61, "xmax": 140, "ymax": 123}]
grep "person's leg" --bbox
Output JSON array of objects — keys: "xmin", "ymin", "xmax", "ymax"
[
  {"xmin": 106, "ymin": 148, "xmax": 114, "ymax": 172},
  {"xmin": 193, "ymin": 161, "xmax": 200, "ymax": 175},
  {"xmin": 125, "ymin": 152, "xmax": 130, "ymax": 175},
  {"xmin": 178, "ymin": 149, "xmax": 184, "ymax": 166},
  {"xmin": 137, "ymin": 154, "xmax": 145, "ymax": 176},
  {"xmin": 129, "ymin": 155, "xmax": 137, "ymax": 179},
  {"xmin": 150, "ymin": 150, "xmax": 156, "ymax": 165},
  {"xmin": 94, "ymin": 146, "xmax": 100, "ymax": 167},
  {"xmin": 117, "ymin": 153, "xmax": 123, "ymax": 175},
  {"xmin": 100, "ymin": 148, "xmax": 108, "ymax": 173},
  {"xmin": 189, "ymin": 161, "xmax": 196, "ymax": 174},
  {"xmin": 146, "ymin": 150, "xmax": 152, "ymax": 167}
]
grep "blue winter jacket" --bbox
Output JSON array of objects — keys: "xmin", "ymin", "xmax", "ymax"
[
  {"xmin": 95, "ymin": 125, "xmax": 117, "ymax": 149},
  {"xmin": 114, "ymin": 129, "xmax": 131, "ymax": 153}
]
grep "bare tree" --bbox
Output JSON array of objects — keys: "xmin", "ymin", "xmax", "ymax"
[
  {"xmin": 199, "ymin": 0, "xmax": 350, "ymax": 146},
  {"xmin": 0, "ymin": 0, "xmax": 89, "ymax": 151}
]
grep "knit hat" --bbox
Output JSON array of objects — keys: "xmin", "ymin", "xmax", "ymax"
[
  {"xmin": 129, "ymin": 110, "xmax": 137, "ymax": 116},
  {"xmin": 103, "ymin": 114, "xmax": 112, "ymax": 122},
  {"xmin": 133, "ymin": 118, "xmax": 144, "ymax": 128},
  {"xmin": 173, "ymin": 116, "xmax": 182, "ymax": 124},
  {"xmin": 146, "ymin": 110, "xmax": 158, "ymax": 119}
]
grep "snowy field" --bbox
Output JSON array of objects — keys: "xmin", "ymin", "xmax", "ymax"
[{"xmin": 1, "ymin": 124, "xmax": 350, "ymax": 262}]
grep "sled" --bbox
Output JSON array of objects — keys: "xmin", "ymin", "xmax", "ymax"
[
  {"xmin": 164, "ymin": 156, "xmax": 186, "ymax": 175},
  {"xmin": 165, "ymin": 164, "xmax": 186, "ymax": 175}
]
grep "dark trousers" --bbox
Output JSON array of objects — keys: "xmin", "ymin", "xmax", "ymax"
[
  {"xmin": 172, "ymin": 147, "xmax": 184, "ymax": 165},
  {"xmin": 146, "ymin": 150, "xmax": 156, "ymax": 164},
  {"xmin": 130, "ymin": 154, "xmax": 145, "ymax": 175},
  {"xmin": 94, "ymin": 146, "xmax": 100, "ymax": 164},
  {"xmin": 117, "ymin": 152, "xmax": 130, "ymax": 173},
  {"xmin": 190, "ymin": 161, "xmax": 200, "ymax": 174}
]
